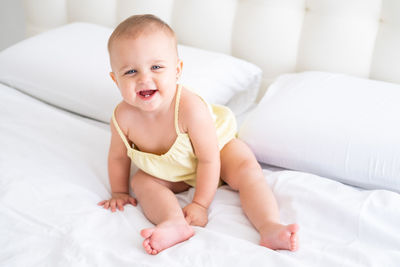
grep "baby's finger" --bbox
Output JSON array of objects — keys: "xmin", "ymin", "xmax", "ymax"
[
  {"xmin": 184, "ymin": 215, "xmax": 192, "ymax": 225},
  {"xmin": 129, "ymin": 197, "xmax": 137, "ymax": 206},
  {"xmin": 97, "ymin": 200, "xmax": 106, "ymax": 206},
  {"xmin": 104, "ymin": 201, "xmax": 110, "ymax": 210},
  {"xmin": 110, "ymin": 200, "xmax": 117, "ymax": 212},
  {"xmin": 116, "ymin": 200, "xmax": 124, "ymax": 211}
]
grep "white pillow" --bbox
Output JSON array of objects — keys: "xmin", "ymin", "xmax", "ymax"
[
  {"xmin": 239, "ymin": 71, "xmax": 400, "ymax": 192},
  {"xmin": 177, "ymin": 45, "xmax": 261, "ymax": 115},
  {"xmin": 0, "ymin": 23, "xmax": 261, "ymax": 123}
]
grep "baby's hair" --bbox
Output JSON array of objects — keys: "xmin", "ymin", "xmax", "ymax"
[{"xmin": 108, "ymin": 14, "xmax": 177, "ymax": 54}]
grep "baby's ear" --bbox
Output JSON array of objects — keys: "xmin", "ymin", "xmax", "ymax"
[
  {"xmin": 176, "ymin": 60, "xmax": 183, "ymax": 80},
  {"xmin": 110, "ymin": 72, "xmax": 118, "ymax": 85}
]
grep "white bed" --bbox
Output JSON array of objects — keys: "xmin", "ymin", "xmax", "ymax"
[{"xmin": 1, "ymin": 1, "xmax": 400, "ymax": 266}]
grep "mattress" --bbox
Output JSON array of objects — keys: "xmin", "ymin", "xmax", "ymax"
[{"xmin": 1, "ymin": 83, "xmax": 399, "ymax": 266}]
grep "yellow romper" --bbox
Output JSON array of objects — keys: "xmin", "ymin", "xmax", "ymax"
[{"xmin": 112, "ymin": 84, "xmax": 237, "ymax": 187}]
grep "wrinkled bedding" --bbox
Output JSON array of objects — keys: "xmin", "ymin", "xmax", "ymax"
[{"xmin": 1, "ymin": 84, "xmax": 399, "ymax": 267}]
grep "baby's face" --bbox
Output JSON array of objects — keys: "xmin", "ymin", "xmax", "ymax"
[{"xmin": 109, "ymin": 31, "xmax": 182, "ymax": 112}]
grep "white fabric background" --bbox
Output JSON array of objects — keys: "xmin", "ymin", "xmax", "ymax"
[
  {"xmin": 23, "ymin": 0, "xmax": 400, "ymax": 88},
  {"xmin": 1, "ymin": 83, "xmax": 399, "ymax": 266}
]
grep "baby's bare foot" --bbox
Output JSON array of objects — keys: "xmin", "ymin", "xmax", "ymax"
[
  {"xmin": 140, "ymin": 218, "xmax": 194, "ymax": 255},
  {"xmin": 259, "ymin": 223, "xmax": 299, "ymax": 251}
]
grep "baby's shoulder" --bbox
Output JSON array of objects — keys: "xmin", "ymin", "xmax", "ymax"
[
  {"xmin": 180, "ymin": 87, "xmax": 208, "ymax": 111},
  {"xmin": 180, "ymin": 87, "xmax": 211, "ymax": 121},
  {"xmin": 112, "ymin": 101, "xmax": 137, "ymax": 132}
]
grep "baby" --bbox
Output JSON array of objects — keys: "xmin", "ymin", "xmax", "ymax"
[{"xmin": 98, "ymin": 14, "xmax": 299, "ymax": 255}]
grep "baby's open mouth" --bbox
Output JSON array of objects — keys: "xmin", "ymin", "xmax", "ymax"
[{"xmin": 138, "ymin": 90, "xmax": 157, "ymax": 98}]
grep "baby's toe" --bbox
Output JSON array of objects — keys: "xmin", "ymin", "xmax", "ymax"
[
  {"xmin": 143, "ymin": 238, "xmax": 159, "ymax": 255},
  {"xmin": 143, "ymin": 239, "xmax": 152, "ymax": 253},
  {"xmin": 290, "ymin": 233, "xmax": 298, "ymax": 251}
]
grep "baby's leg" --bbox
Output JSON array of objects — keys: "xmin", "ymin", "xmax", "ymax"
[
  {"xmin": 220, "ymin": 139, "xmax": 299, "ymax": 251},
  {"xmin": 131, "ymin": 170, "xmax": 194, "ymax": 255}
]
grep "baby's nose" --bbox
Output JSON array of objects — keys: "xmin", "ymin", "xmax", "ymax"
[
  {"xmin": 137, "ymin": 73, "xmax": 156, "ymax": 89},
  {"xmin": 137, "ymin": 71, "xmax": 152, "ymax": 83}
]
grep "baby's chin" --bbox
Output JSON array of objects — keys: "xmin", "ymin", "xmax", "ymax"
[{"xmin": 129, "ymin": 94, "xmax": 164, "ymax": 112}]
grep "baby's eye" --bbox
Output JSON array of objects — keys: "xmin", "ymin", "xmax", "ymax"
[
  {"xmin": 125, "ymin": 69, "xmax": 136, "ymax": 75},
  {"xmin": 151, "ymin": 65, "xmax": 162, "ymax": 70}
]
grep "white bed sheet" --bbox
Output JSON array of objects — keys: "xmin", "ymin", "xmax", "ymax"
[{"xmin": 1, "ymin": 83, "xmax": 400, "ymax": 267}]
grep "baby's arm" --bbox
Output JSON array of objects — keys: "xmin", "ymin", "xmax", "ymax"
[
  {"xmin": 181, "ymin": 91, "xmax": 221, "ymax": 226},
  {"xmin": 97, "ymin": 115, "xmax": 136, "ymax": 212}
]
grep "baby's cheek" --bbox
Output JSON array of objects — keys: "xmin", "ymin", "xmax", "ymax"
[{"xmin": 121, "ymin": 86, "xmax": 135, "ymax": 99}]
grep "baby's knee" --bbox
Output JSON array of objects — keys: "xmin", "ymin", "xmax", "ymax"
[
  {"xmin": 237, "ymin": 158, "xmax": 262, "ymax": 175},
  {"xmin": 223, "ymin": 159, "xmax": 262, "ymax": 189},
  {"xmin": 236, "ymin": 159, "xmax": 263, "ymax": 181},
  {"xmin": 130, "ymin": 170, "xmax": 153, "ymax": 191}
]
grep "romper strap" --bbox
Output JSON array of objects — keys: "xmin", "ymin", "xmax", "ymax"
[
  {"xmin": 174, "ymin": 84, "xmax": 183, "ymax": 135},
  {"xmin": 112, "ymin": 106, "xmax": 132, "ymax": 151}
]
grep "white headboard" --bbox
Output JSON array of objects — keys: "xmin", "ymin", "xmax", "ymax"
[{"xmin": 24, "ymin": 0, "xmax": 400, "ymax": 89}]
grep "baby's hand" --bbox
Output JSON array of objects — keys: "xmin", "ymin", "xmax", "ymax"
[
  {"xmin": 182, "ymin": 202, "xmax": 208, "ymax": 227},
  {"xmin": 97, "ymin": 192, "xmax": 137, "ymax": 212}
]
